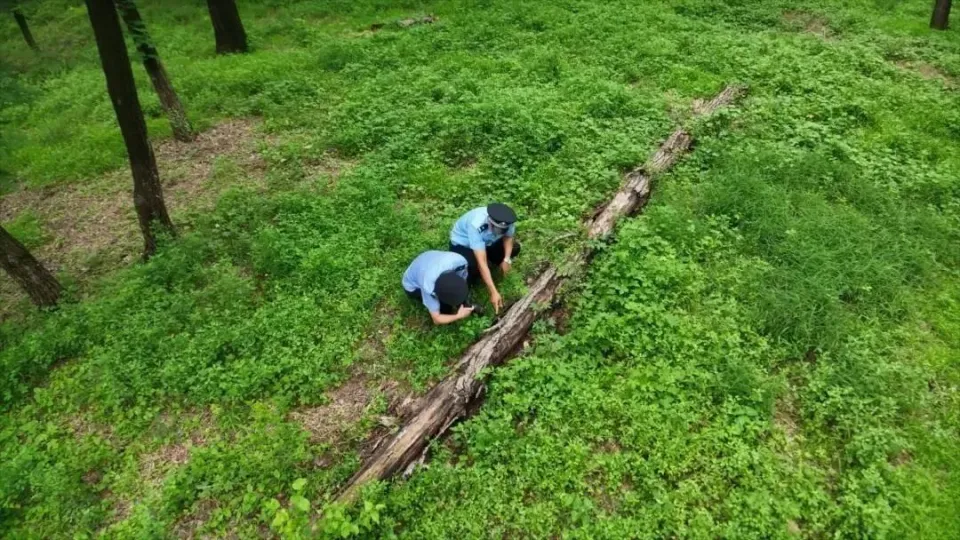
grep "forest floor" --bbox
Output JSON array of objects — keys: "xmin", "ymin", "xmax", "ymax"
[
  {"xmin": 0, "ymin": 119, "xmax": 271, "ymax": 318},
  {"xmin": 1, "ymin": 0, "xmax": 959, "ymax": 538}
]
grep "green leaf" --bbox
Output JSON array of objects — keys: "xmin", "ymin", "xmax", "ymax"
[
  {"xmin": 271, "ymin": 510, "xmax": 288, "ymax": 529},
  {"xmin": 291, "ymin": 494, "xmax": 310, "ymax": 513},
  {"xmin": 292, "ymin": 478, "xmax": 307, "ymax": 492}
]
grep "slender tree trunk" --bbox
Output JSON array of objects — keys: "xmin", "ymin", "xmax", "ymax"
[
  {"xmin": 931, "ymin": 0, "xmax": 952, "ymax": 29},
  {"xmin": 205, "ymin": 0, "xmax": 247, "ymax": 54},
  {"xmin": 0, "ymin": 226, "xmax": 61, "ymax": 307},
  {"xmin": 12, "ymin": 7, "xmax": 39, "ymax": 51},
  {"xmin": 85, "ymin": 0, "xmax": 175, "ymax": 260},
  {"xmin": 114, "ymin": 0, "xmax": 194, "ymax": 142}
]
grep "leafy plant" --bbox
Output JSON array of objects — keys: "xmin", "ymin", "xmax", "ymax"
[{"xmin": 0, "ymin": 0, "xmax": 958, "ymax": 537}]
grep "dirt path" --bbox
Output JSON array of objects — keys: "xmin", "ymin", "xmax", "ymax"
[{"xmin": 0, "ymin": 119, "xmax": 269, "ymax": 318}]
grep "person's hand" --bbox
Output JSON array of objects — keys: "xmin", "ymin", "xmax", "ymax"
[
  {"xmin": 500, "ymin": 259, "xmax": 512, "ymax": 274},
  {"xmin": 457, "ymin": 305, "xmax": 475, "ymax": 319},
  {"xmin": 490, "ymin": 291, "xmax": 503, "ymax": 314}
]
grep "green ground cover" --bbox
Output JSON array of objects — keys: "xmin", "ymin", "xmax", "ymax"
[{"xmin": 1, "ymin": 0, "xmax": 958, "ymax": 537}]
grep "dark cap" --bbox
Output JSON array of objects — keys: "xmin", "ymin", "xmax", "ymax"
[
  {"xmin": 435, "ymin": 272, "xmax": 468, "ymax": 307},
  {"xmin": 487, "ymin": 203, "xmax": 517, "ymax": 228}
]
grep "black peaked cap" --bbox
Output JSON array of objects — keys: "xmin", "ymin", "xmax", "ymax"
[{"xmin": 487, "ymin": 203, "xmax": 517, "ymax": 225}]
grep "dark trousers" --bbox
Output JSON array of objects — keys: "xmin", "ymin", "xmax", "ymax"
[
  {"xmin": 449, "ymin": 238, "xmax": 521, "ymax": 284},
  {"xmin": 405, "ymin": 288, "xmax": 458, "ymax": 315}
]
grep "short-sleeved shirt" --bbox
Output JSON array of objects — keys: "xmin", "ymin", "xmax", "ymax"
[
  {"xmin": 401, "ymin": 251, "xmax": 469, "ymax": 313},
  {"xmin": 450, "ymin": 207, "xmax": 516, "ymax": 251}
]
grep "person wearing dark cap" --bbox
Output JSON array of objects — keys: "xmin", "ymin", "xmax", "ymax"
[
  {"xmin": 402, "ymin": 251, "xmax": 476, "ymax": 325},
  {"xmin": 449, "ymin": 203, "xmax": 521, "ymax": 314}
]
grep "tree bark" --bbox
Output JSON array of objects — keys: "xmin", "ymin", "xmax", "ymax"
[
  {"xmin": 334, "ymin": 85, "xmax": 746, "ymax": 506},
  {"xmin": 0, "ymin": 225, "xmax": 61, "ymax": 307},
  {"xmin": 931, "ymin": 0, "xmax": 952, "ymax": 29},
  {"xmin": 205, "ymin": 0, "xmax": 248, "ymax": 54},
  {"xmin": 85, "ymin": 0, "xmax": 175, "ymax": 260},
  {"xmin": 115, "ymin": 0, "xmax": 194, "ymax": 142},
  {"xmin": 13, "ymin": 7, "xmax": 39, "ymax": 51}
]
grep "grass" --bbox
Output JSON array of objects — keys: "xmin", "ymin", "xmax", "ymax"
[
  {"xmin": 3, "ymin": 210, "xmax": 49, "ymax": 249},
  {"xmin": 1, "ymin": 0, "xmax": 958, "ymax": 537}
]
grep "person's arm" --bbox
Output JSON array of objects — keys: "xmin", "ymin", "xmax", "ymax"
[
  {"xmin": 467, "ymin": 226, "xmax": 503, "ymax": 313},
  {"xmin": 430, "ymin": 305, "xmax": 474, "ymax": 325},
  {"xmin": 500, "ymin": 236, "xmax": 514, "ymax": 274},
  {"xmin": 474, "ymin": 249, "xmax": 502, "ymax": 313}
]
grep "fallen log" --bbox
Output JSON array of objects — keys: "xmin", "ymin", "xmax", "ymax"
[{"xmin": 335, "ymin": 84, "xmax": 746, "ymax": 505}]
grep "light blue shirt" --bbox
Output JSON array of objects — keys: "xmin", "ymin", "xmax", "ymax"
[
  {"xmin": 402, "ymin": 251, "xmax": 469, "ymax": 313},
  {"xmin": 450, "ymin": 207, "xmax": 516, "ymax": 251}
]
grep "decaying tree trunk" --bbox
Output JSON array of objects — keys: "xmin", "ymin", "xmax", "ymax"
[
  {"xmin": 115, "ymin": 0, "xmax": 195, "ymax": 142},
  {"xmin": 335, "ymin": 84, "xmax": 746, "ymax": 505},
  {"xmin": 13, "ymin": 6, "xmax": 39, "ymax": 51},
  {"xmin": 931, "ymin": 0, "xmax": 952, "ymax": 29},
  {"xmin": 85, "ymin": 0, "xmax": 175, "ymax": 259},
  {"xmin": 205, "ymin": 0, "xmax": 248, "ymax": 54},
  {"xmin": 0, "ymin": 225, "xmax": 61, "ymax": 307}
]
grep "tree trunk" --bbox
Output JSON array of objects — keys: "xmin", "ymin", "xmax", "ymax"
[
  {"xmin": 931, "ymin": 0, "xmax": 952, "ymax": 29},
  {"xmin": 334, "ymin": 85, "xmax": 746, "ymax": 506},
  {"xmin": 0, "ymin": 225, "xmax": 61, "ymax": 307},
  {"xmin": 13, "ymin": 7, "xmax": 39, "ymax": 51},
  {"xmin": 205, "ymin": 0, "xmax": 247, "ymax": 54},
  {"xmin": 85, "ymin": 0, "xmax": 175, "ymax": 260},
  {"xmin": 114, "ymin": 0, "xmax": 194, "ymax": 142}
]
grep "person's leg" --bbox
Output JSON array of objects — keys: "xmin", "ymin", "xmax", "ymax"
[
  {"xmin": 485, "ymin": 239, "xmax": 520, "ymax": 266},
  {"xmin": 486, "ymin": 238, "xmax": 506, "ymax": 266},
  {"xmin": 449, "ymin": 242, "xmax": 480, "ymax": 284}
]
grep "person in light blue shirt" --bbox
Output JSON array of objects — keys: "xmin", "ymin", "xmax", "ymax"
[
  {"xmin": 402, "ymin": 251, "xmax": 475, "ymax": 325},
  {"xmin": 449, "ymin": 203, "xmax": 521, "ymax": 314}
]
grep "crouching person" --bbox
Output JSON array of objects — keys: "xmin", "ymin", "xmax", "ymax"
[
  {"xmin": 449, "ymin": 203, "xmax": 521, "ymax": 314},
  {"xmin": 402, "ymin": 251, "xmax": 476, "ymax": 325}
]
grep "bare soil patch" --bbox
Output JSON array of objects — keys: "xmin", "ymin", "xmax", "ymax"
[
  {"xmin": 782, "ymin": 10, "xmax": 833, "ymax": 38},
  {"xmin": 891, "ymin": 448, "xmax": 913, "ymax": 467},
  {"xmin": 98, "ymin": 409, "xmax": 215, "ymax": 532},
  {"xmin": 894, "ymin": 60, "xmax": 957, "ymax": 88},
  {"xmin": 172, "ymin": 498, "xmax": 220, "ymax": 539},
  {"xmin": 155, "ymin": 118, "xmax": 268, "ymax": 212},
  {"xmin": 773, "ymin": 392, "xmax": 800, "ymax": 443},
  {"xmin": 92, "ymin": 491, "xmax": 135, "ymax": 536},
  {"xmin": 367, "ymin": 14, "xmax": 437, "ymax": 32},
  {"xmin": 139, "ymin": 437, "xmax": 202, "ymax": 488},
  {"xmin": 110, "ymin": 499, "xmax": 133, "ymax": 524},
  {"xmin": 66, "ymin": 411, "xmax": 116, "ymax": 444},
  {"xmin": 292, "ymin": 374, "xmax": 422, "ymax": 471},
  {"xmin": 398, "ymin": 15, "xmax": 437, "ymax": 28},
  {"xmin": 289, "ymin": 377, "xmax": 374, "ymax": 446},
  {"xmin": 302, "ymin": 154, "xmax": 355, "ymax": 192},
  {"xmin": 0, "ymin": 119, "xmax": 269, "ymax": 319},
  {"xmin": 597, "ymin": 439, "xmax": 622, "ymax": 454},
  {"xmin": 82, "ymin": 469, "xmax": 103, "ymax": 486},
  {"xmin": 549, "ymin": 303, "xmax": 572, "ymax": 335}
]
